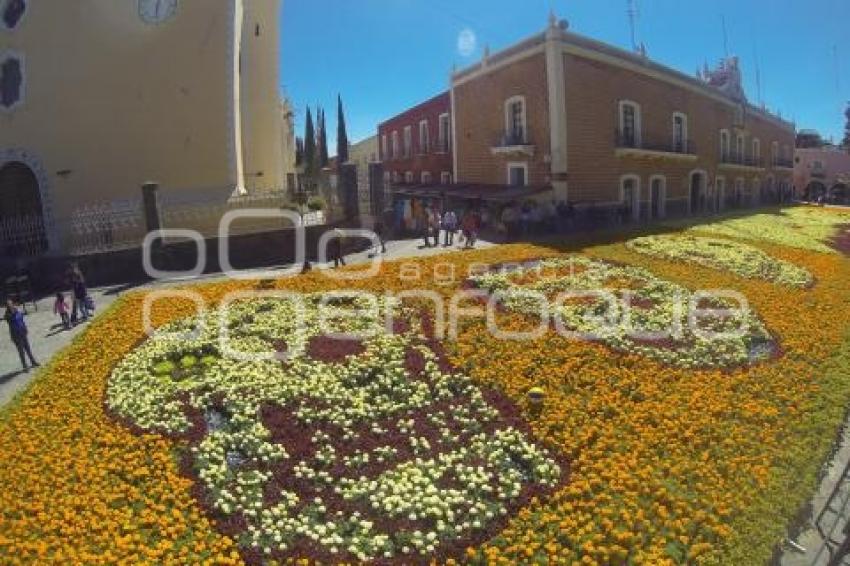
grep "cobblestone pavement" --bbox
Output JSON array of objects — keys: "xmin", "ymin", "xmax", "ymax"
[{"xmin": 0, "ymin": 236, "xmax": 494, "ymax": 408}]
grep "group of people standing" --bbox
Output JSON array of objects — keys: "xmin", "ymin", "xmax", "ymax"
[
  {"xmin": 3, "ymin": 264, "xmax": 92, "ymax": 374},
  {"xmin": 420, "ymin": 206, "xmax": 481, "ymax": 250}
]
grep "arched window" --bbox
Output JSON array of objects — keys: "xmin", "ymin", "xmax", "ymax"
[
  {"xmin": 618, "ymin": 100, "xmax": 641, "ymax": 148},
  {"xmin": 504, "ymin": 95, "xmax": 527, "ymax": 145},
  {"xmin": 1, "ymin": 0, "xmax": 26, "ymax": 30},
  {"xmin": 672, "ymin": 112, "xmax": 688, "ymax": 153},
  {"xmin": 418, "ymin": 120, "xmax": 430, "ymax": 154},
  {"xmin": 752, "ymin": 138, "xmax": 761, "ymax": 165},
  {"xmin": 420, "ymin": 171, "xmax": 432, "ymax": 184},
  {"xmin": 771, "ymin": 142, "xmax": 779, "ymax": 166},
  {"xmin": 735, "ymin": 133, "xmax": 745, "ymax": 162},
  {"xmin": 0, "ymin": 53, "xmax": 23, "ymax": 110},
  {"xmin": 719, "ymin": 129, "xmax": 730, "ymax": 162}
]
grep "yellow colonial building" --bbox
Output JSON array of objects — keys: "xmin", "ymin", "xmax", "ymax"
[{"xmin": 0, "ymin": 0, "xmax": 290, "ymax": 256}]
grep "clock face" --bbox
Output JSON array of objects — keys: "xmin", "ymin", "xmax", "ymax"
[{"xmin": 139, "ymin": 0, "xmax": 177, "ymax": 24}]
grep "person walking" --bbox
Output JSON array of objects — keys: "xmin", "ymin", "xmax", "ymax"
[
  {"xmin": 330, "ymin": 228, "xmax": 347, "ymax": 268},
  {"xmin": 372, "ymin": 219, "xmax": 387, "ymax": 255},
  {"xmin": 54, "ymin": 291, "xmax": 70, "ymax": 330},
  {"xmin": 442, "ymin": 209, "xmax": 457, "ymax": 246},
  {"xmin": 70, "ymin": 266, "xmax": 90, "ymax": 323},
  {"xmin": 5, "ymin": 299, "xmax": 38, "ymax": 372}
]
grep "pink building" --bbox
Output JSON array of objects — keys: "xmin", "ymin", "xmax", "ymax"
[{"xmin": 795, "ymin": 147, "xmax": 850, "ymax": 203}]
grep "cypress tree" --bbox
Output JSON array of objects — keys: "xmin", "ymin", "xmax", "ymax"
[
  {"xmin": 304, "ymin": 107, "xmax": 316, "ymax": 177},
  {"xmin": 337, "ymin": 94, "xmax": 349, "ymax": 164},
  {"xmin": 318, "ymin": 107, "xmax": 329, "ymax": 167}
]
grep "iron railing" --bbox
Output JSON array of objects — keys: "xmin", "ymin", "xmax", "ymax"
[
  {"xmin": 494, "ymin": 129, "xmax": 532, "ymax": 148},
  {"xmin": 614, "ymin": 130, "xmax": 696, "ymax": 155},
  {"xmin": 720, "ymin": 153, "xmax": 764, "ymax": 167}
]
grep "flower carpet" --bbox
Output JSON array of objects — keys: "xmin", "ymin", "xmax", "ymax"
[{"xmin": 2, "ymin": 205, "xmax": 850, "ymax": 565}]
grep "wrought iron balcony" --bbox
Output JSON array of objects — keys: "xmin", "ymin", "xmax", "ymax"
[
  {"xmin": 614, "ymin": 130, "xmax": 696, "ymax": 157},
  {"xmin": 491, "ymin": 129, "xmax": 534, "ymax": 155},
  {"xmin": 720, "ymin": 153, "xmax": 764, "ymax": 168}
]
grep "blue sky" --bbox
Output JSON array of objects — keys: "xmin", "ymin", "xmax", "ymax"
[{"xmin": 281, "ymin": 0, "xmax": 849, "ymax": 151}]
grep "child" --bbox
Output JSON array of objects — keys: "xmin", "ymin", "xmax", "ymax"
[{"xmin": 54, "ymin": 292, "xmax": 70, "ymax": 329}]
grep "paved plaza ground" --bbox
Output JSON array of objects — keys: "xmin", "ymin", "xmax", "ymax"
[{"xmin": 0, "ymin": 236, "xmax": 493, "ymax": 407}]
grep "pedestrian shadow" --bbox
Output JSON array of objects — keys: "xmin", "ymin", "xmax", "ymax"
[{"xmin": 0, "ymin": 369, "xmax": 26, "ymax": 385}]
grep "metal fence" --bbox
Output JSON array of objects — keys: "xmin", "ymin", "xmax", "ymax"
[{"xmin": 0, "ymin": 215, "xmax": 48, "ymax": 258}]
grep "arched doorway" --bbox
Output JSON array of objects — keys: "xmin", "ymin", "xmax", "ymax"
[
  {"xmin": 715, "ymin": 177, "xmax": 725, "ymax": 213},
  {"xmin": 689, "ymin": 171, "xmax": 706, "ymax": 214},
  {"xmin": 620, "ymin": 174, "xmax": 640, "ymax": 223},
  {"xmin": 0, "ymin": 161, "xmax": 48, "ymax": 257},
  {"xmin": 649, "ymin": 175, "xmax": 665, "ymax": 220}
]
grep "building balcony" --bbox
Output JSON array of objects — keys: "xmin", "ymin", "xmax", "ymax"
[
  {"xmin": 434, "ymin": 138, "xmax": 451, "ymax": 154},
  {"xmin": 773, "ymin": 157, "xmax": 794, "ymax": 170},
  {"xmin": 614, "ymin": 130, "xmax": 697, "ymax": 160},
  {"xmin": 719, "ymin": 153, "xmax": 765, "ymax": 171},
  {"xmin": 490, "ymin": 130, "xmax": 535, "ymax": 156}
]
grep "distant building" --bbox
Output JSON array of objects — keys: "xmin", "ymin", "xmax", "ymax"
[
  {"xmin": 0, "ymin": 0, "xmax": 291, "ymax": 257},
  {"xmin": 347, "ymin": 135, "xmax": 378, "ymax": 214},
  {"xmin": 794, "ymin": 147, "xmax": 850, "ymax": 203},
  {"xmin": 450, "ymin": 15, "xmax": 796, "ymax": 217},
  {"xmin": 377, "ymin": 92, "xmax": 453, "ymax": 190}
]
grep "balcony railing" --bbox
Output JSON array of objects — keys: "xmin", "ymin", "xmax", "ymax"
[
  {"xmin": 491, "ymin": 129, "xmax": 534, "ymax": 155},
  {"xmin": 720, "ymin": 153, "xmax": 764, "ymax": 168},
  {"xmin": 773, "ymin": 157, "xmax": 794, "ymax": 168},
  {"xmin": 495, "ymin": 130, "xmax": 532, "ymax": 148},
  {"xmin": 614, "ymin": 130, "xmax": 696, "ymax": 155},
  {"xmin": 435, "ymin": 138, "xmax": 451, "ymax": 154}
]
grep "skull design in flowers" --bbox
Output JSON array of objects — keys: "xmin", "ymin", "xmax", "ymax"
[
  {"xmin": 107, "ymin": 294, "xmax": 563, "ymax": 563},
  {"xmin": 468, "ymin": 256, "xmax": 777, "ymax": 368}
]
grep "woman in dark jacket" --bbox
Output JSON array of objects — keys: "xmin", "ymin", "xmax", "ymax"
[{"xmin": 5, "ymin": 299, "xmax": 38, "ymax": 371}]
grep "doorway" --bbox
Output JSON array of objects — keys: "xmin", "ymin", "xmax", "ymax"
[
  {"xmin": 690, "ymin": 171, "xmax": 705, "ymax": 214},
  {"xmin": 0, "ymin": 161, "xmax": 47, "ymax": 257}
]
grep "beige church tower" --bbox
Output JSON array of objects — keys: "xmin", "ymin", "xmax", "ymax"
[{"xmin": 0, "ymin": 0, "xmax": 288, "ymax": 255}]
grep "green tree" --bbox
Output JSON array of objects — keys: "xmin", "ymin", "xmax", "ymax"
[
  {"xmin": 304, "ymin": 107, "xmax": 316, "ymax": 177},
  {"xmin": 336, "ymin": 94, "xmax": 349, "ymax": 164},
  {"xmin": 318, "ymin": 107, "xmax": 329, "ymax": 168}
]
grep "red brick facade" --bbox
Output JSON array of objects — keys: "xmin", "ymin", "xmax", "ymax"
[
  {"xmin": 377, "ymin": 92, "xmax": 453, "ymax": 188},
  {"xmin": 450, "ymin": 24, "xmax": 796, "ymax": 217}
]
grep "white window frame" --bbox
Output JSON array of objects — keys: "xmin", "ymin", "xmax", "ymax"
[
  {"xmin": 438, "ymin": 113, "xmax": 450, "ymax": 153},
  {"xmin": 391, "ymin": 171, "xmax": 400, "ymax": 184},
  {"xmin": 506, "ymin": 161, "xmax": 528, "ymax": 187},
  {"xmin": 752, "ymin": 138, "xmax": 761, "ymax": 163},
  {"xmin": 440, "ymin": 171, "xmax": 452, "ymax": 185},
  {"xmin": 648, "ymin": 174, "xmax": 667, "ymax": 219},
  {"xmin": 619, "ymin": 173, "xmax": 641, "ymax": 221},
  {"xmin": 403, "ymin": 126, "xmax": 412, "ymax": 158},
  {"xmin": 719, "ymin": 129, "xmax": 730, "ymax": 161},
  {"xmin": 0, "ymin": 50, "xmax": 26, "ymax": 112},
  {"xmin": 735, "ymin": 133, "xmax": 745, "ymax": 162},
  {"xmin": 391, "ymin": 131, "xmax": 399, "ymax": 160},
  {"xmin": 504, "ymin": 95, "xmax": 528, "ymax": 144},
  {"xmin": 671, "ymin": 112, "xmax": 688, "ymax": 152},
  {"xmin": 771, "ymin": 141, "xmax": 779, "ymax": 165},
  {"xmin": 420, "ymin": 171, "xmax": 432, "ymax": 184},
  {"xmin": 418, "ymin": 120, "xmax": 430, "ymax": 154},
  {"xmin": 404, "ymin": 171, "xmax": 413, "ymax": 184},
  {"xmin": 380, "ymin": 134, "xmax": 388, "ymax": 161},
  {"xmin": 618, "ymin": 100, "xmax": 642, "ymax": 147}
]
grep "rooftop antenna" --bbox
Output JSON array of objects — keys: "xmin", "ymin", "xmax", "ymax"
[
  {"xmin": 627, "ymin": 0, "xmax": 639, "ymax": 52},
  {"xmin": 721, "ymin": 15, "xmax": 729, "ymax": 58}
]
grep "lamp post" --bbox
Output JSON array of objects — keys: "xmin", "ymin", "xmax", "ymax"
[{"xmin": 293, "ymin": 186, "xmax": 311, "ymax": 273}]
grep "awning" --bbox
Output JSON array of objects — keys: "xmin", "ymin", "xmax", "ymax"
[{"xmin": 391, "ymin": 183, "xmax": 552, "ymax": 203}]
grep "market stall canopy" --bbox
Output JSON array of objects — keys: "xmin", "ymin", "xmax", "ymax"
[{"xmin": 391, "ymin": 183, "xmax": 552, "ymax": 203}]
